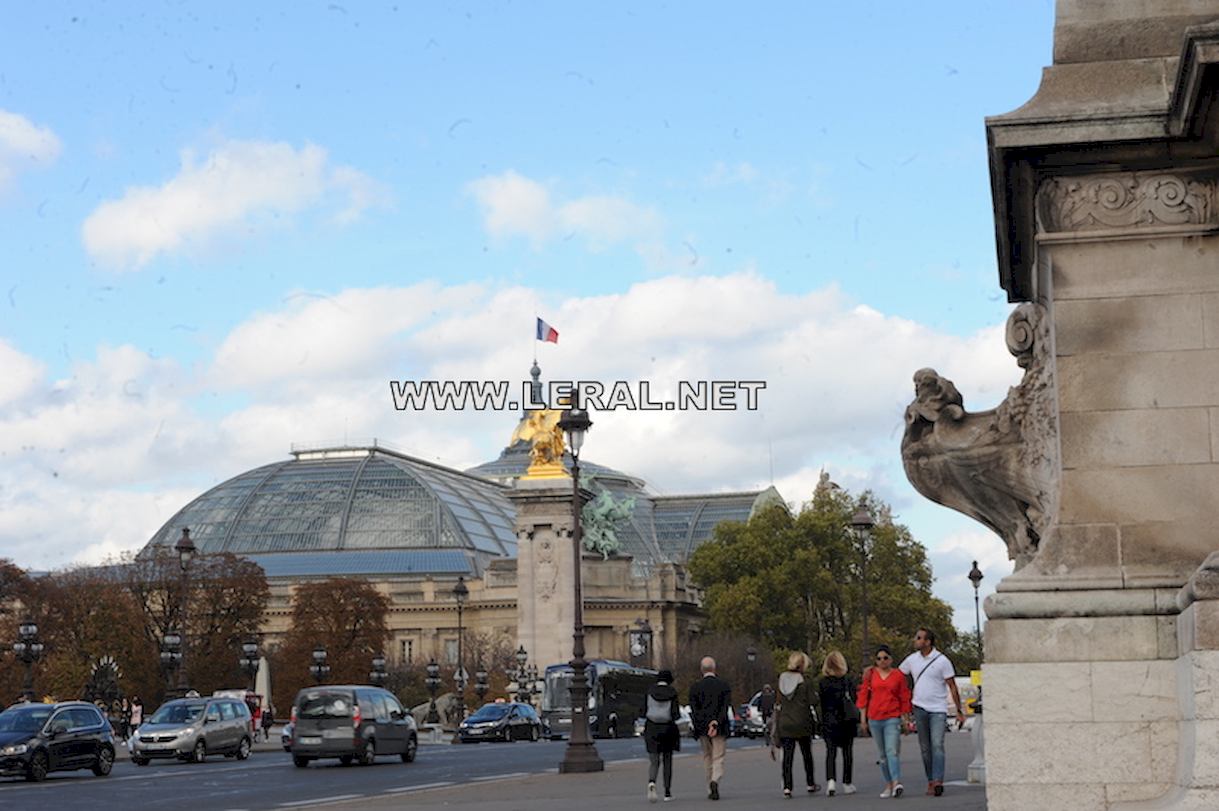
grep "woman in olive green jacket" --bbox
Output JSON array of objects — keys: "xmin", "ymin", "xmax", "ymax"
[{"xmin": 774, "ymin": 652, "xmax": 820, "ymax": 797}]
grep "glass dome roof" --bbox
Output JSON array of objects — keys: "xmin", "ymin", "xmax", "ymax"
[{"xmin": 144, "ymin": 447, "xmax": 517, "ymax": 558}]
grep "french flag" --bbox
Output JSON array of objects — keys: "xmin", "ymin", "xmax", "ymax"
[{"xmin": 536, "ymin": 317, "xmax": 559, "ymax": 344}]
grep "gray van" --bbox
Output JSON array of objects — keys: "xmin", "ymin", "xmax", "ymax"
[
  {"xmin": 131, "ymin": 697, "xmax": 252, "ymax": 764},
  {"xmin": 290, "ymin": 685, "xmax": 418, "ymax": 768}
]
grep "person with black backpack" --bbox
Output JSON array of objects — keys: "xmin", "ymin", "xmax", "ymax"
[
  {"xmin": 817, "ymin": 650, "xmax": 859, "ymax": 796},
  {"xmin": 644, "ymin": 669, "xmax": 681, "ymax": 803}
]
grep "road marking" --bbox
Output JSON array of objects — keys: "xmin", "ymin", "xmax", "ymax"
[
  {"xmin": 278, "ymin": 794, "xmax": 363, "ymax": 808},
  {"xmin": 470, "ymin": 771, "xmax": 528, "ymax": 781},
  {"xmin": 383, "ymin": 781, "xmax": 455, "ymax": 793}
]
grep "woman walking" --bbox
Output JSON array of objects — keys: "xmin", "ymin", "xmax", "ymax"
[
  {"xmin": 818, "ymin": 650, "xmax": 858, "ymax": 796},
  {"xmin": 857, "ymin": 644, "xmax": 912, "ymax": 798},
  {"xmin": 775, "ymin": 652, "xmax": 820, "ymax": 798},
  {"xmin": 644, "ymin": 669, "xmax": 681, "ymax": 802}
]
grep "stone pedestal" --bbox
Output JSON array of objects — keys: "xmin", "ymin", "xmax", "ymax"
[
  {"xmin": 900, "ymin": 4, "xmax": 1219, "ymax": 809},
  {"xmin": 508, "ymin": 478, "xmax": 581, "ymax": 671}
]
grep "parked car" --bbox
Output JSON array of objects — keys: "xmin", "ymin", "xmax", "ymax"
[
  {"xmin": 131, "ymin": 696, "xmax": 252, "ymax": 765},
  {"xmin": 738, "ymin": 703, "xmax": 767, "ymax": 738},
  {"xmin": 290, "ymin": 685, "xmax": 418, "ymax": 768},
  {"xmin": 0, "ymin": 701, "xmax": 116, "ymax": 782},
  {"xmin": 281, "ymin": 721, "xmax": 294, "ymax": 752},
  {"xmin": 458, "ymin": 702, "xmax": 543, "ymax": 743},
  {"xmin": 633, "ymin": 704, "xmax": 694, "ymax": 738}
]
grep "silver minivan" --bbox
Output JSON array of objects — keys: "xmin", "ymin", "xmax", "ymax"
[
  {"xmin": 131, "ymin": 697, "xmax": 252, "ymax": 765},
  {"xmin": 290, "ymin": 685, "xmax": 418, "ymax": 768}
]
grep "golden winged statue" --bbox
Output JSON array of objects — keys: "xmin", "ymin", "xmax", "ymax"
[{"xmin": 512, "ymin": 409, "xmax": 569, "ymax": 479}]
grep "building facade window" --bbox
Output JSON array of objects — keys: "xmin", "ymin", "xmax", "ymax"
[
  {"xmin": 400, "ymin": 639, "xmax": 414, "ymax": 664},
  {"xmin": 444, "ymin": 639, "xmax": 458, "ymax": 664}
]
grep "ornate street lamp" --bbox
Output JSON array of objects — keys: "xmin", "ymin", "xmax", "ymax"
[
  {"xmin": 453, "ymin": 576, "xmax": 468, "ymax": 723},
  {"xmin": 424, "ymin": 658, "xmax": 442, "ymax": 724},
  {"xmin": 239, "ymin": 639, "xmax": 260, "ymax": 692},
  {"xmin": 12, "ymin": 619, "xmax": 44, "ymax": 701},
  {"xmin": 968, "ymin": 561, "xmax": 984, "ymax": 662},
  {"xmin": 557, "ymin": 393, "xmax": 603, "ymax": 773},
  {"xmin": 173, "ymin": 527, "xmax": 196, "ymax": 693},
  {"xmin": 309, "ymin": 645, "xmax": 330, "ymax": 684},
  {"xmin": 850, "ymin": 506, "xmax": 876, "ymax": 674},
  {"xmin": 369, "ymin": 653, "xmax": 388, "ymax": 687},
  {"xmin": 513, "ymin": 647, "xmax": 532, "ymax": 704},
  {"xmin": 745, "ymin": 644, "xmax": 758, "ymax": 699},
  {"xmin": 160, "ymin": 630, "xmax": 182, "ymax": 693},
  {"xmin": 474, "ymin": 664, "xmax": 489, "ymax": 706},
  {"xmin": 630, "ymin": 619, "xmax": 653, "ymax": 669}
]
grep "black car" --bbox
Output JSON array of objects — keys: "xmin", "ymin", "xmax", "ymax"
[
  {"xmin": 290, "ymin": 685, "xmax": 418, "ymax": 768},
  {"xmin": 458, "ymin": 702, "xmax": 543, "ymax": 743},
  {"xmin": 0, "ymin": 701, "xmax": 116, "ymax": 782}
]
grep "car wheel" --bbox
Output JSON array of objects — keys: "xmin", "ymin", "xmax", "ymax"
[
  {"xmin": 236, "ymin": 737, "xmax": 251, "ymax": 760},
  {"xmin": 530, "ymin": 725, "xmax": 540, "ymax": 742},
  {"xmin": 339, "ymin": 755, "xmax": 354, "ymax": 766},
  {"xmin": 359, "ymin": 740, "xmax": 376, "ymax": 766},
  {"xmin": 401, "ymin": 734, "xmax": 417, "ymax": 763},
  {"xmin": 192, "ymin": 739, "xmax": 207, "ymax": 763},
  {"xmin": 26, "ymin": 751, "xmax": 49, "ymax": 782},
  {"xmin": 293, "ymin": 755, "xmax": 310, "ymax": 768},
  {"xmin": 92, "ymin": 746, "xmax": 115, "ymax": 776}
]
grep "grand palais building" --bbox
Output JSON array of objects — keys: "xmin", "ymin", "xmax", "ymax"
[{"xmin": 140, "ymin": 381, "xmax": 782, "ymax": 670}]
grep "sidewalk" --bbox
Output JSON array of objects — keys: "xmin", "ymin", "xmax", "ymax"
[{"xmin": 337, "ymin": 737, "xmax": 986, "ymax": 810}]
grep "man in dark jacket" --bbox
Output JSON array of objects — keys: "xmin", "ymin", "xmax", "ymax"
[{"xmin": 688, "ymin": 656, "xmax": 732, "ymax": 800}]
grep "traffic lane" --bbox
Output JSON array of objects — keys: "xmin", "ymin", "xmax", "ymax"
[{"xmin": 0, "ymin": 736, "xmax": 751, "ymax": 810}]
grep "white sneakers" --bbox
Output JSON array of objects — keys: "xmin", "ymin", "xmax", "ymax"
[
  {"xmin": 648, "ymin": 782, "xmax": 658, "ymax": 803},
  {"xmin": 842, "ymin": 783, "xmax": 857, "ymax": 795},
  {"xmin": 827, "ymin": 779, "xmax": 836, "ymax": 796},
  {"xmin": 880, "ymin": 787, "xmax": 893, "ymax": 798}
]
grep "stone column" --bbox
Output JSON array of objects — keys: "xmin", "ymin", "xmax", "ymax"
[
  {"xmin": 508, "ymin": 478, "xmax": 578, "ymax": 671},
  {"xmin": 900, "ymin": 4, "xmax": 1219, "ymax": 808}
]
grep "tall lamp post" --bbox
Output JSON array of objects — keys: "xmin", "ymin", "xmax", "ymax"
[
  {"xmin": 558, "ymin": 394, "xmax": 603, "ymax": 773},
  {"xmin": 745, "ymin": 645, "xmax": 758, "ymax": 699},
  {"xmin": 369, "ymin": 653, "xmax": 387, "ymax": 687},
  {"xmin": 424, "ymin": 659, "xmax": 441, "ymax": 724},
  {"xmin": 453, "ymin": 576, "xmax": 468, "ymax": 724},
  {"xmin": 968, "ymin": 561, "xmax": 984, "ymax": 663},
  {"xmin": 12, "ymin": 619, "xmax": 44, "ymax": 701},
  {"xmin": 160, "ymin": 630, "xmax": 182, "ymax": 693},
  {"xmin": 850, "ymin": 506, "xmax": 875, "ymax": 674},
  {"xmin": 310, "ymin": 646, "xmax": 330, "ymax": 684},
  {"xmin": 239, "ymin": 639, "xmax": 259, "ymax": 692},
  {"xmin": 474, "ymin": 664, "xmax": 489, "ymax": 706},
  {"xmin": 173, "ymin": 527, "xmax": 196, "ymax": 694}
]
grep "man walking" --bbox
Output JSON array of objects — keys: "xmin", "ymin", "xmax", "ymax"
[
  {"xmin": 689, "ymin": 656, "xmax": 732, "ymax": 800},
  {"xmin": 899, "ymin": 628, "xmax": 966, "ymax": 797}
]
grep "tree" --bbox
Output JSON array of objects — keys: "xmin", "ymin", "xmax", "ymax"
[
  {"xmin": 688, "ymin": 485, "xmax": 956, "ymax": 674},
  {"xmin": 0, "ymin": 559, "xmax": 31, "ymax": 701},
  {"xmin": 274, "ymin": 578, "xmax": 390, "ymax": 712}
]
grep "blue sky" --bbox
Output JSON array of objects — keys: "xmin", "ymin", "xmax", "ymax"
[{"xmin": 0, "ymin": 2, "xmax": 1055, "ymax": 633}]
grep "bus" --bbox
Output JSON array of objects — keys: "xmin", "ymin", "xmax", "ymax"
[{"xmin": 541, "ymin": 660, "xmax": 657, "ymax": 740}]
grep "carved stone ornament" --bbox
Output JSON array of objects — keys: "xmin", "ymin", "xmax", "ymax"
[
  {"xmin": 535, "ymin": 537, "xmax": 558, "ymax": 603},
  {"xmin": 901, "ymin": 303, "xmax": 1058, "ymax": 569},
  {"xmin": 1036, "ymin": 172, "xmax": 1215, "ymax": 233},
  {"xmin": 1177, "ymin": 550, "xmax": 1219, "ymax": 610}
]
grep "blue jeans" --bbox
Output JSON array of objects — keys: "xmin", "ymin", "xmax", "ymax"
[
  {"xmin": 913, "ymin": 707, "xmax": 946, "ymax": 782},
  {"xmin": 868, "ymin": 717, "xmax": 901, "ymax": 783}
]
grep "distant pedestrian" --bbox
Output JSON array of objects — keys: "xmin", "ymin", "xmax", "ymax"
[
  {"xmin": 644, "ymin": 669, "xmax": 681, "ymax": 803},
  {"xmin": 129, "ymin": 696, "xmax": 143, "ymax": 734},
  {"xmin": 119, "ymin": 697, "xmax": 131, "ymax": 740},
  {"xmin": 262, "ymin": 704, "xmax": 275, "ymax": 742},
  {"xmin": 774, "ymin": 652, "xmax": 819, "ymax": 798},
  {"xmin": 817, "ymin": 650, "xmax": 858, "ymax": 797},
  {"xmin": 857, "ymin": 645, "xmax": 911, "ymax": 798},
  {"xmin": 757, "ymin": 684, "xmax": 775, "ymax": 724},
  {"xmin": 688, "ymin": 656, "xmax": 732, "ymax": 801},
  {"xmin": 899, "ymin": 628, "xmax": 966, "ymax": 797}
]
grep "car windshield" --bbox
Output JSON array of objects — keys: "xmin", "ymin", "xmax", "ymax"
[
  {"xmin": 148, "ymin": 702, "xmax": 205, "ymax": 725},
  {"xmin": 467, "ymin": 704, "xmax": 510, "ymax": 721},
  {"xmin": 0, "ymin": 705, "xmax": 52, "ymax": 732},
  {"xmin": 298, "ymin": 693, "xmax": 352, "ymax": 719}
]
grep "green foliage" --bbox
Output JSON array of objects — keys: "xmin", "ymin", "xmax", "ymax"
[{"xmin": 687, "ymin": 486, "xmax": 957, "ymax": 675}]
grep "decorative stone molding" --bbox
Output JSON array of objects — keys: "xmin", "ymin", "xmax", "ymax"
[
  {"xmin": 1177, "ymin": 551, "xmax": 1219, "ymax": 610},
  {"xmin": 901, "ymin": 303, "xmax": 1058, "ymax": 569},
  {"xmin": 1036, "ymin": 172, "xmax": 1215, "ymax": 234}
]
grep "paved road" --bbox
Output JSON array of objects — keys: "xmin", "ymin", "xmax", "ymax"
[{"xmin": 0, "ymin": 731, "xmax": 982, "ymax": 810}]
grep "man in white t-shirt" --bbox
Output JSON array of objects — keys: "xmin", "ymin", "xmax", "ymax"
[{"xmin": 898, "ymin": 628, "xmax": 965, "ymax": 797}]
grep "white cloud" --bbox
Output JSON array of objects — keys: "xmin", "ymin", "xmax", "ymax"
[
  {"xmin": 0, "ymin": 109, "xmax": 61, "ymax": 193},
  {"xmin": 467, "ymin": 170, "xmax": 662, "ymax": 252},
  {"xmin": 81, "ymin": 139, "xmax": 385, "ymax": 269}
]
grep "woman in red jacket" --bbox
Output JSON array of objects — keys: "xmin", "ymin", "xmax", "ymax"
[{"xmin": 857, "ymin": 644, "xmax": 912, "ymax": 798}]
